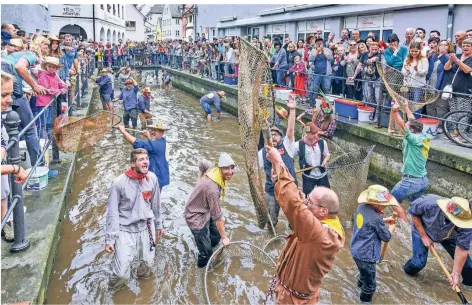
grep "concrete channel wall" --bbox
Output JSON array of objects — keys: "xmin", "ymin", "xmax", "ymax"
[{"xmin": 163, "ymin": 67, "xmax": 472, "ymax": 199}]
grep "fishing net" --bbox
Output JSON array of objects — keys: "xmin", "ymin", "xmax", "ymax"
[
  {"xmin": 238, "ymin": 38, "xmax": 275, "ymax": 229},
  {"xmin": 204, "ymin": 241, "xmax": 276, "ymax": 305},
  {"xmin": 377, "ymin": 62, "xmax": 440, "ymax": 111},
  {"xmin": 326, "ymin": 145, "xmax": 376, "ymax": 219},
  {"xmin": 53, "ymin": 111, "xmax": 121, "ymax": 152}
]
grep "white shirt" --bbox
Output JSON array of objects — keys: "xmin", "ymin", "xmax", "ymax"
[
  {"xmin": 226, "ymin": 48, "xmax": 235, "ymax": 64},
  {"xmin": 290, "ymin": 139, "xmax": 330, "ymax": 179},
  {"xmin": 258, "ymin": 137, "xmax": 293, "ymax": 169}
]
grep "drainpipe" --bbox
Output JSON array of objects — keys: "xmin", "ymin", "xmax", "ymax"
[
  {"xmin": 93, "ymin": 4, "xmax": 96, "ymax": 41},
  {"xmin": 446, "ymin": 4, "xmax": 454, "ymax": 41}
]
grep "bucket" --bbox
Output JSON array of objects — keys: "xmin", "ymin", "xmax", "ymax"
[
  {"xmin": 358, "ymin": 106, "xmax": 375, "ymax": 122},
  {"xmin": 417, "ymin": 117, "xmax": 439, "ymax": 139},
  {"xmin": 25, "ymin": 166, "xmax": 49, "ymax": 191},
  {"xmin": 19, "ymin": 140, "xmax": 50, "ymax": 169}
]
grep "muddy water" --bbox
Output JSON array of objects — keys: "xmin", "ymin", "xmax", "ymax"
[{"xmin": 45, "ymin": 81, "xmax": 470, "ymax": 304}]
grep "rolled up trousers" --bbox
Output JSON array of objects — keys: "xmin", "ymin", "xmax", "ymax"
[{"xmin": 109, "ymin": 223, "xmax": 155, "ymax": 289}]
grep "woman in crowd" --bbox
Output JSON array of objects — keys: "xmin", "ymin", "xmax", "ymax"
[
  {"xmin": 332, "ymin": 45, "xmax": 345, "ymax": 96},
  {"xmin": 343, "ymin": 40, "xmax": 361, "ymax": 100},
  {"xmin": 426, "ymin": 39, "xmax": 454, "ymax": 120},
  {"xmin": 296, "ymin": 39, "xmax": 305, "ymax": 63},
  {"xmin": 286, "ymin": 42, "xmax": 301, "ymax": 89},
  {"xmin": 402, "ymin": 41, "xmax": 429, "ymax": 106},
  {"xmin": 234, "ymin": 40, "xmax": 240, "ymax": 77},
  {"xmin": 49, "ymin": 35, "xmax": 68, "ymax": 83},
  {"xmin": 384, "ymin": 33, "xmax": 408, "ymax": 71},
  {"xmin": 443, "ymin": 38, "xmax": 472, "ymax": 112},
  {"xmin": 209, "ymin": 45, "xmax": 218, "ymax": 80}
]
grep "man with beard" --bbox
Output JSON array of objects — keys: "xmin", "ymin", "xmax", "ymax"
[
  {"xmin": 258, "ymin": 97, "xmax": 297, "ymax": 227},
  {"xmin": 183, "ymin": 153, "xmax": 235, "ymax": 268},
  {"xmin": 105, "ymin": 148, "xmax": 163, "ymax": 289}
]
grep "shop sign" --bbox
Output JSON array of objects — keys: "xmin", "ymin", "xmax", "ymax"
[
  {"xmin": 306, "ymin": 20, "xmax": 324, "ymax": 31},
  {"xmin": 62, "ymin": 5, "xmax": 81, "ymax": 17},
  {"xmin": 272, "ymin": 23, "xmax": 285, "ymax": 34},
  {"xmin": 226, "ymin": 28, "xmax": 236, "ymax": 36},
  {"xmin": 357, "ymin": 15, "xmax": 383, "ymax": 28}
]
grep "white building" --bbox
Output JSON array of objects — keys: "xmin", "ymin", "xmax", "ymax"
[
  {"xmin": 50, "ymin": 4, "xmax": 126, "ymax": 42},
  {"xmin": 125, "ymin": 4, "xmax": 146, "ymax": 41},
  {"xmin": 182, "ymin": 5, "xmax": 195, "ymax": 41},
  {"xmin": 145, "ymin": 4, "xmax": 164, "ymax": 41},
  {"xmin": 162, "ymin": 4, "xmax": 182, "ymax": 40}
]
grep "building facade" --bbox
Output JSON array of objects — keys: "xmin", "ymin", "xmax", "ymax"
[
  {"xmin": 161, "ymin": 4, "xmax": 182, "ymax": 40},
  {"xmin": 50, "ymin": 4, "xmax": 126, "ymax": 42},
  {"xmin": 212, "ymin": 4, "xmax": 471, "ymax": 43},
  {"xmin": 1, "ymin": 4, "xmax": 51, "ymax": 36},
  {"xmin": 145, "ymin": 5, "xmax": 164, "ymax": 42},
  {"xmin": 182, "ymin": 5, "xmax": 195, "ymax": 41},
  {"xmin": 195, "ymin": 4, "xmax": 280, "ymax": 40},
  {"xmin": 125, "ymin": 4, "xmax": 146, "ymax": 41}
]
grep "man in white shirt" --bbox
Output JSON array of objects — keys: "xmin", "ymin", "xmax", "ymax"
[
  {"xmin": 403, "ymin": 28, "xmax": 415, "ymax": 48},
  {"xmin": 224, "ymin": 43, "xmax": 235, "ymax": 74}
]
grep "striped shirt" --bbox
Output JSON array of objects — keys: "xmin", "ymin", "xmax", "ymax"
[{"xmin": 183, "ymin": 176, "xmax": 223, "ymax": 230}]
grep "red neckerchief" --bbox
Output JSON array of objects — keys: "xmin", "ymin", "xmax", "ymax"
[
  {"xmin": 373, "ymin": 206, "xmax": 384, "ymax": 215},
  {"xmin": 125, "ymin": 167, "xmax": 149, "ymax": 184},
  {"xmin": 302, "ymin": 137, "xmax": 319, "ymax": 149}
]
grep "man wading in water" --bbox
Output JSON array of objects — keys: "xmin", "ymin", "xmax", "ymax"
[
  {"xmin": 258, "ymin": 97, "xmax": 297, "ymax": 228},
  {"xmin": 105, "ymin": 148, "xmax": 163, "ymax": 289},
  {"xmin": 263, "ymin": 145, "xmax": 344, "ymax": 304},
  {"xmin": 116, "ymin": 121, "xmax": 170, "ymax": 191},
  {"xmin": 199, "ymin": 91, "xmax": 226, "ymax": 122},
  {"xmin": 183, "ymin": 153, "xmax": 235, "ymax": 267}
]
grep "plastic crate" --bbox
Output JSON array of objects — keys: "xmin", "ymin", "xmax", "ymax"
[
  {"xmin": 334, "ymin": 98, "xmax": 364, "ymax": 119},
  {"xmin": 224, "ymin": 74, "xmax": 238, "ymax": 85}
]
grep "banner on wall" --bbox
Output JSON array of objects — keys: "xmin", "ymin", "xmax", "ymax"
[
  {"xmin": 357, "ymin": 15, "xmax": 383, "ymax": 28},
  {"xmin": 306, "ymin": 20, "xmax": 324, "ymax": 31},
  {"xmin": 272, "ymin": 23, "xmax": 285, "ymax": 34}
]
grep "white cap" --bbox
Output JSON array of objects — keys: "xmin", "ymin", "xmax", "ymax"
[{"xmin": 218, "ymin": 153, "xmax": 236, "ymax": 168}]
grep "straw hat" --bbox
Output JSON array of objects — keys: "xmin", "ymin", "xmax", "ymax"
[
  {"xmin": 40, "ymin": 56, "xmax": 64, "ymax": 70},
  {"xmin": 437, "ymin": 197, "xmax": 472, "ymax": 228},
  {"xmin": 148, "ymin": 121, "xmax": 170, "ymax": 131},
  {"xmin": 358, "ymin": 185, "xmax": 399, "ymax": 206},
  {"xmin": 142, "ymin": 87, "xmax": 152, "ymax": 94},
  {"xmin": 100, "ymin": 67, "xmax": 109, "ymax": 73},
  {"xmin": 48, "ymin": 35, "xmax": 61, "ymax": 42},
  {"xmin": 217, "ymin": 91, "xmax": 226, "ymax": 97}
]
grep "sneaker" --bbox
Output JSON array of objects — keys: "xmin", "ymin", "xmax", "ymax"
[
  {"xmin": 48, "ymin": 169, "xmax": 58, "ymax": 179},
  {"xmin": 2, "ymin": 223, "xmax": 14, "ymax": 242}
]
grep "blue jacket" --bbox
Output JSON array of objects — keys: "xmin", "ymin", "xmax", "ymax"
[
  {"xmin": 272, "ymin": 48, "xmax": 288, "ymax": 70},
  {"xmin": 426, "ymin": 52, "xmax": 439, "ymax": 81},
  {"xmin": 384, "ymin": 46, "xmax": 408, "ymax": 71},
  {"xmin": 435, "ymin": 55, "xmax": 450, "ymax": 90},
  {"xmin": 133, "ymin": 137, "xmax": 170, "ymax": 188},
  {"xmin": 95, "ymin": 75, "xmax": 113, "ymax": 95},
  {"xmin": 137, "ymin": 95, "xmax": 150, "ymax": 113},
  {"xmin": 350, "ymin": 204, "xmax": 391, "ymax": 263},
  {"xmin": 200, "ymin": 91, "xmax": 221, "ymax": 113},
  {"xmin": 119, "ymin": 85, "xmax": 139, "ymax": 110}
]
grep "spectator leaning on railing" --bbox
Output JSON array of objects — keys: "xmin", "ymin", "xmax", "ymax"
[{"xmin": 1, "ymin": 70, "xmax": 28, "ymax": 242}]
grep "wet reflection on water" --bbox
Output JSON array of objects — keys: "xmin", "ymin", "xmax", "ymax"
[{"xmin": 45, "ymin": 79, "xmax": 470, "ymax": 304}]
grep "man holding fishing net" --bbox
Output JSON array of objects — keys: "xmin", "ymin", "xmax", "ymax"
[
  {"xmin": 263, "ymin": 145, "xmax": 344, "ymax": 304},
  {"xmin": 258, "ymin": 98, "xmax": 297, "ymax": 228},
  {"xmin": 183, "ymin": 153, "xmax": 235, "ymax": 268}
]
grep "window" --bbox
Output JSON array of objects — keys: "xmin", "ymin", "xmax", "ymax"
[
  {"xmin": 297, "ymin": 20, "xmax": 326, "ymax": 43},
  {"xmin": 212, "ymin": 29, "xmax": 216, "ymax": 37},
  {"xmin": 176, "ymin": 30, "xmax": 180, "ymax": 36},
  {"xmin": 175, "ymin": 18, "xmax": 180, "ymax": 25},
  {"xmin": 107, "ymin": 4, "xmax": 111, "ymax": 13},
  {"xmin": 118, "ymin": 5, "xmax": 120, "ymax": 17},
  {"xmin": 344, "ymin": 13, "xmax": 393, "ymax": 43},
  {"xmin": 113, "ymin": 4, "xmax": 116, "ymax": 15},
  {"xmin": 188, "ymin": 15, "xmax": 192, "ymax": 24},
  {"xmin": 266, "ymin": 23, "xmax": 289, "ymax": 42},
  {"xmin": 126, "ymin": 21, "xmax": 136, "ymax": 31},
  {"xmin": 100, "ymin": 4, "xmax": 104, "ymax": 10}
]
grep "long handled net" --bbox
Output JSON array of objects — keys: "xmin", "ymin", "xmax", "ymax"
[
  {"xmin": 53, "ymin": 111, "xmax": 121, "ymax": 152},
  {"xmin": 238, "ymin": 38, "xmax": 275, "ymax": 229}
]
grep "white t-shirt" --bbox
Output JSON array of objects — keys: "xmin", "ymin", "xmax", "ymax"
[{"xmin": 290, "ymin": 139, "xmax": 330, "ymax": 179}]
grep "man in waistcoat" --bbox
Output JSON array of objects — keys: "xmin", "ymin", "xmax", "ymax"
[{"xmin": 258, "ymin": 98, "xmax": 297, "ymax": 227}]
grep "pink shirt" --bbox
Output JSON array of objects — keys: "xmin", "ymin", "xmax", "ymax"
[{"xmin": 36, "ymin": 70, "xmax": 68, "ymax": 107}]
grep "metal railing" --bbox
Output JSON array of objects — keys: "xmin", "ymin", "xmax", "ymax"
[{"xmin": 1, "ymin": 56, "xmax": 95, "ymax": 253}]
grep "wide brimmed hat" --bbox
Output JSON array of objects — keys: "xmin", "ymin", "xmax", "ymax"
[
  {"xmin": 358, "ymin": 185, "xmax": 399, "ymax": 206},
  {"xmin": 218, "ymin": 152, "xmax": 236, "ymax": 168},
  {"xmin": 437, "ymin": 197, "xmax": 472, "ymax": 228},
  {"xmin": 142, "ymin": 87, "xmax": 152, "ymax": 94},
  {"xmin": 40, "ymin": 56, "xmax": 64, "ymax": 70},
  {"xmin": 124, "ymin": 78, "xmax": 134, "ymax": 85},
  {"xmin": 148, "ymin": 121, "xmax": 169, "ymax": 131},
  {"xmin": 48, "ymin": 35, "xmax": 61, "ymax": 42}
]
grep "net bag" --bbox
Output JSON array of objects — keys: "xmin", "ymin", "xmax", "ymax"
[
  {"xmin": 204, "ymin": 241, "xmax": 276, "ymax": 305},
  {"xmin": 238, "ymin": 38, "xmax": 275, "ymax": 229},
  {"xmin": 53, "ymin": 111, "xmax": 121, "ymax": 152},
  {"xmin": 326, "ymin": 145, "xmax": 375, "ymax": 219}
]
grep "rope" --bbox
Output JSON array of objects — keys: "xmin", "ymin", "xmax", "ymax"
[{"xmin": 204, "ymin": 241, "xmax": 277, "ymax": 305}]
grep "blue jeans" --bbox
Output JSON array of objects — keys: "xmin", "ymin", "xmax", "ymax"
[
  {"xmin": 152, "ymin": 54, "xmax": 157, "ymax": 65},
  {"xmin": 391, "ymin": 176, "xmax": 429, "ymax": 203},
  {"xmin": 312, "ymin": 74, "xmax": 331, "ymax": 106},
  {"xmin": 159, "ymin": 54, "xmax": 165, "ymax": 65},
  {"xmin": 129, "ymin": 55, "xmax": 135, "ymax": 66},
  {"xmin": 354, "ymin": 258, "xmax": 376, "ymax": 302},
  {"xmin": 200, "ymin": 98, "xmax": 220, "ymax": 115},
  {"xmin": 12, "ymin": 95, "xmax": 41, "ymax": 167},
  {"xmin": 403, "ymin": 231, "xmax": 472, "ymax": 286},
  {"xmin": 276, "ymin": 69, "xmax": 285, "ymax": 86},
  {"xmin": 190, "ymin": 218, "xmax": 221, "ymax": 268},
  {"xmin": 35, "ymin": 106, "xmax": 52, "ymax": 139}
]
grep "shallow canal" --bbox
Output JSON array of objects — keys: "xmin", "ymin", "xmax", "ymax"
[{"xmin": 45, "ymin": 80, "xmax": 470, "ymax": 304}]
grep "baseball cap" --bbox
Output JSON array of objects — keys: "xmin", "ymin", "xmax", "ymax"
[{"xmin": 218, "ymin": 153, "xmax": 236, "ymax": 168}]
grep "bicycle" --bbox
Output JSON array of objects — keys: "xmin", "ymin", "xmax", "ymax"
[{"xmin": 442, "ymin": 93, "xmax": 472, "ymax": 148}]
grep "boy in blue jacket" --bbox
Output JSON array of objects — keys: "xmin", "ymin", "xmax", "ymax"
[{"xmin": 350, "ymin": 185, "xmax": 397, "ymax": 303}]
